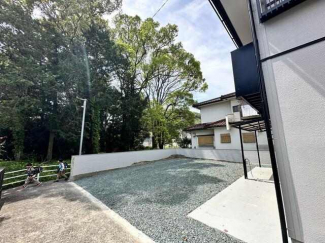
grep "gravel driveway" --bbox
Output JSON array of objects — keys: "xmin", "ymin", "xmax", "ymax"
[{"xmin": 76, "ymin": 158, "xmax": 245, "ymax": 243}]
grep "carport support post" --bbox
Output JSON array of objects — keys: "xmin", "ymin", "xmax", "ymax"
[
  {"xmin": 255, "ymin": 131, "xmax": 261, "ymax": 167},
  {"xmin": 239, "ymin": 126, "xmax": 248, "ymax": 179}
]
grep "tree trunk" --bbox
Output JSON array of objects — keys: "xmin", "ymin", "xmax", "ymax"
[
  {"xmin": 152, "ymin": 135, "xmax": 157, "ymax": 149},
  {"xmin": 158, "ymin": 140, "xmax": 164, "ymax": 149},
  {"xmin": 13, "ymin": 125, "xmax": 25, "ymax": 161},
  {"xmin": 91, "ymin": 103, "xmax": 100, "ymax": 154},
  {"xmin": 159, "ymin": 143, "xmax": 164, "ymax": 149},
  {"xmin": 46, "ymin": 131, "xmax": 55, "ymax": 161},
  {"xmin": 14, "ymin": 151, "xmax": 22, "ymax": 161}
]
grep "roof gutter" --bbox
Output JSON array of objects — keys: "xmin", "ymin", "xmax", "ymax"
[{"xmin": 208, "ymin": 0, "xmax": 243, "ymax": 48}]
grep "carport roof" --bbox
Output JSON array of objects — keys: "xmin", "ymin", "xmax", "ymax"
[
  {"xmin": 230, "ymin": 115, "xmax": 266, "ymax": 132},
  {"xmin": 184, "ymin": 118, "xmax": 226, "ymax": 131}
]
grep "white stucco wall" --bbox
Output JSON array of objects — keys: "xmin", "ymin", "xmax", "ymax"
[
  {"xmin": 200, "ymin": 101, "xmax": 232, "ymax": 123},
  {"xmin": 191, "ymin": 127, "xmax": 268, "ymax": 151},
  {"xmin": 177, "ymin": 148, "xmax": 270, "ymax": 165},
  {"xmin": 252, "ymin": 1, "xmax": 325, "ymax": 242},
  {"xmin": 177, "ymin": 148, "xmax": 241, "ymax": 162},
  {"xmin": 213, "ymin": 127, "xmax": 268, "ymax": 151},
  {"xmin": 70, "ymin": 148, "xmax": 271, "ymax": 180},
  {"xmin": 70, "ymin": 149, "xmax": 177, "ymax": 180}
]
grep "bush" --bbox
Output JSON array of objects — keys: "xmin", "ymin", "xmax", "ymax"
[{"xmin": 177, "ymin": 137, "xmax": 191, "ymax": 148}]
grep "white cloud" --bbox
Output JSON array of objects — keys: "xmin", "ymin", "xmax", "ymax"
[{"xmin": 121, "ymin": 0, "xmax": 236, "ymax": 102}]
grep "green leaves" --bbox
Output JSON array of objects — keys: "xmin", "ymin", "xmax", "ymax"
[
  {"xmin": 0, "ymin": 2, "xmax": 207, "ymax": 157},
  {"xmin": 0, "ymin": 0, "xmax": 125, "ymax": 159},
  {"xmin": 112, "ymin": 14, "xmax": 207, "ymax": 148}
]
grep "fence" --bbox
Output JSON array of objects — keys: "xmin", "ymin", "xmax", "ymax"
[
  {"xmin": 70, "ymin": 149, "xmax": 177, "ymax": 180},
  {"xmin": 2, "ymin": 165, "xmax": 70, "ymax": 188},
  {"xmin": 70, "ymin": 148, "xmax": 271, "ymax": 180},
  {"xmin": 0, "ymin": 168, "xmax": 5, "ymax": 210}
]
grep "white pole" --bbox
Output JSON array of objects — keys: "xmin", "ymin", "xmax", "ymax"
[{"xmin": 79, "ymin": 99, "xmax": 87, "ymax": 155}]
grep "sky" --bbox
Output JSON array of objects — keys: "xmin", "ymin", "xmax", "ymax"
[{"xmin": 120, "ymin": 0, "xmax": 237, "ymax": 103}]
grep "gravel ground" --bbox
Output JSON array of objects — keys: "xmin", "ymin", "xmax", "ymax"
[{"xmin": 76, "ymin": 158, "xmax": 246, "ymax": 243}]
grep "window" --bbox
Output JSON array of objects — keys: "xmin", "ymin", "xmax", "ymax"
[
  {"xmin": 243, "ymin": 132, "xmax": 256, "ymax": 143},
  {"xmin": 257, "ymin": 0, "xmax": 306, "ymax": 23},
  {"xmin": 198, "ymin": 135, "xmax": 214, "ymax": 147},
  {"xmin": 232, "ymin": 105, "xmax": 241, "ymax": 113},
  {"xmin": 220, "ymin": 133, "xmax": 231, "ymax": 143}
]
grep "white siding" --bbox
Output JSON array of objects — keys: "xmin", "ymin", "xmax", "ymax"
[
  {"xmin": 214, "ymin": 127, "xmax": 268, "ymax": 151},
  {"xmin": 71, "ymin": 149, "xmax": 272, "ymax": 180},
  {"xmin": 200, "ymin": 101, "xmax": 232, "ymax": 123},
  {"xmin": 252, "ymin": 1, "xmax": 325, "ymax": 242}
]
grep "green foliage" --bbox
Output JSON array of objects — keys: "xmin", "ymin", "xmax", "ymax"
[
  {"xmin": 142, "ymin": 102, "xmax": 169, "ymax": 149},
  {"xmin": 0, "ymin": 4, "xmax": 207, "ymax": 159},
  {"xmin": 0, "ymin": 0, "xmax": 125, "ymax": 159},
  {"xmin": 177, "ymin": 137, "xmax": 192, "ymax": 148},
  {"xmin": 113, "ymin": 15, "xmax": 207, "ymax": 148},
  {"xmin": 90, "ymin": 99, "xmax": 100, "ymax": 154}
]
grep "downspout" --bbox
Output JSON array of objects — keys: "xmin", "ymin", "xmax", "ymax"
[{"xmin": 247, "ymin": 0, "xmax": 289, "ymax": 242}]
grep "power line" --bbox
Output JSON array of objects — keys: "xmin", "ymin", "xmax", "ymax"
[{"xmin": 152, "ymin": 0, "xmax": 170, "ymax": 18}]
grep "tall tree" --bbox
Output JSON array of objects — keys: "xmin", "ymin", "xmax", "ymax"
[
  {"xmin": 0, "ymin": 0, "xmax": 124, "ymax": 160},
  {"xmin": 31, "ymin": 0, "xmax": 122, "ymax": 159},
  {"xmin": 113, "ymin": 15, "xmax": 207, "ymax": 149}
]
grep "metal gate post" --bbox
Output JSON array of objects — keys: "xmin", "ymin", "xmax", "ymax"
[
  {"xmin": 239, "ymin": 126, "xmax": 248, "ymax": 179},
  {"xmin": 255, "ymin": 130, "xmax": 261, "ymax": 167}
]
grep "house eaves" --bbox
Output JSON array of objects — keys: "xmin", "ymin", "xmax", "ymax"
[{"xmin": 193, "ymin": 92, "xmax": 236, "ymax": 109}]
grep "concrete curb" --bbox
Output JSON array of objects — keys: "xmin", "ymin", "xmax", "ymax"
[{"xmin": 70, "ymin": 182, "xmax": 155, "ymax": 243}]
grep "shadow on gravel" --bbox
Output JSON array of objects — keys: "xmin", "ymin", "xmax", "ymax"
[
  {"xmin": 0, "ymin": 216, "xmax": 11, "ymax": 225},
  {"xmin": 136, "ymin": 170, "xmax": 224, "ymax": 206}
]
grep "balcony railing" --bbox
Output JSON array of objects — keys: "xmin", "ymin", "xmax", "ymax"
[{"xmin": 257, "ymin": 0, "xmax": 306, "ymax": 22}]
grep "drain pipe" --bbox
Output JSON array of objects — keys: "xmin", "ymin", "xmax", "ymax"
[{"xmin": 247, "ymin": 0, "xmax": 288, "ymax": 242}]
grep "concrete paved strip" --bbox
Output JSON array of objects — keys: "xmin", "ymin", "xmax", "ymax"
[
  {"xmin": 188, "ymin": 167, "xmax": 280, "ymax": 243},
  {"xmin": 0, "ymin": 181, "xmax": 154, "ymax": 243}
]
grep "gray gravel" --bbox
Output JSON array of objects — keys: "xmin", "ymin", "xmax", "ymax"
[{"xmin": 76, "ymin": 158, "xmax": 246, "ymax": 243}]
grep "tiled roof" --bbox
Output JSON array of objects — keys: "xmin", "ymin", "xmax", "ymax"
[
  {"xmin": 184, "ymin": 118, "xmax": 226, "ymax": 131},
  {"xmin": 193, "ymin": 92, "xmax": 236, "ymax": 108}
]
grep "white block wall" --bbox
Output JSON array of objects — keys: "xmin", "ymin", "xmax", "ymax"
[
  {"xmin": 70, "ymin": 148, "xmax": 271, "ymax": 180},
  {"xmin": 70, "ymin": 149, "xmax": 177, "ymax": 180}
]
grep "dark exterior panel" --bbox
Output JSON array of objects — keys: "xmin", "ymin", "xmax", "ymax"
[{"xmin": 231, "ymin": 43, "xmax": 260, "ymax": 98}]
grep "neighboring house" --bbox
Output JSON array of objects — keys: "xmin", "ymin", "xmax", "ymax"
[
  {"xmin": 185, "ymin": 92, "xmax": 268, "ymax": 151},
  {"xmin": 209, "ymin": 1, "xmax": 325, "ymax": 243}
]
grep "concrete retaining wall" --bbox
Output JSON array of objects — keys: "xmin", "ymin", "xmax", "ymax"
[
  {"xmin": 177, "ymin": 149, "xmax": 270, "ymax": 165},
  {"xmin": 70, "ymin": 149, "xmax": 177, "ymax": 180},
  {"xmin": 71, "ymin": 148, "xmax": 271, "ymax": 180},
  {"xmin": 177, "ymin": 149, "xmax": 242, "ymax": 162}
]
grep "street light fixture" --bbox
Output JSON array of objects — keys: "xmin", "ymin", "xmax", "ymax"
[{"xmin": 77, "ymin": 98, "xmax": 87, "ymax": 155}]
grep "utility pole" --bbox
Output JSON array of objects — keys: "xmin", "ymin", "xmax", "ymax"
[{"xmin": 78, "ymin": 98, "xmax": 87, "ymax": 155}]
